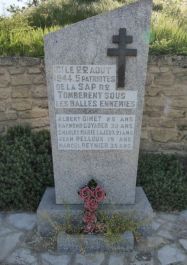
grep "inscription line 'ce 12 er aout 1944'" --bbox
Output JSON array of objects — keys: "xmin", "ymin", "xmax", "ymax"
[{"xmin": 53, "ymin": 64, "xmax": 138, "ymax": 151}]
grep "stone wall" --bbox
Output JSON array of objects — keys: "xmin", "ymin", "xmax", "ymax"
[
  {"xmin": 0, "ymin": 57, "xmax": 49, "ymax": 133},
  {"xmin": 142, "ymin": 56, "xmax": 187, "ymax": 155},
  {"xmin": 0, "ymin": 56, "xmax": 186, "ymax": 154}
]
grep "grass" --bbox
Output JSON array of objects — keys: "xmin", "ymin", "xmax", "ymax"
[
  {"xmin": 0, "ymin": 0, "xmax": 186, "ymax": 56},
  {"xmin": 0, "ymin": 125, "xmax": 186, "ymax": 211},
  {"xmin": 150, "ymin": 12, "xmax": 187, "ymax": 55},
  {"xmin": 0, "ymin": 15, "xmax": 60, "ymax": 57}
]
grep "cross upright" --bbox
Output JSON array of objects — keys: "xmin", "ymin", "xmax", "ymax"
[{"xmin": 107, "ymin": 28, "xmax": 137, "ymax": 89}]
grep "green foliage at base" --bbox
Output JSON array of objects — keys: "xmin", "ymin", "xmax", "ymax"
[
  {"xmin": 0, "ymin": 126, "xmax": 186, "ymax": 211},
  {"xmin": 137, "ymin": 153, "xmax": 187, "ymax": 211},
  {"xmin": 0, "ymin": 126, "xmax": 53, "ymax": 210},
  {"xmin": 98, "ymin": 213, "xmax": 140, "ymax": 244}
]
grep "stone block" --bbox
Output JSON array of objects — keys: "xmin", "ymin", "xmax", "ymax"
[
  {"xmin": 154, "ymin": 73, "xmax": 175, "ymax": 86},
  {"xmin": 8, "ymin": 66, "xmax": 25, "ymax": 75},
  {"xmin": 31, "ymin": 74, "xmax": 46, "ymax": 85},
  {"xmin": 57, "ymin": 231, "xmax": 134, "ymax": 253},
  {"xmin": 141, "ymin": 129, "xmax": 149, "ymax": 140},
  {"xmin": 41, "ymin": 253, "xmax": 71, "ymax": 265},
  {"xmin": 74, "ymin": 253, "xmax": 105, "ymax": 265},
  {"xmin": 0, "ymin": 232, "xmax": 23, "ymax": 262},
  {"xmin": 5, "ymin": 248, "xmax": 38, "ymax": 265},
  {"xmin": 108, "ymin": 255, "xmax": 125, "ymax": 265},
  {"xmin": 149, "ymin": 66, "xmax": 160, "ymax": 73},
  {"xmin": 6, "ymin": 213, "xmax": 36, "ymax": 231},
  {"xmin": 12, "ymin": 86, "xmax": 30, "ymax": 98},
  {"xmin": 0, "ymin": 112, "xmax": 17, "ymax": 122},
  {"xmin": 0, "ymin": 88, "xmax": 11, "ymax": 99},
  {"xmin": 179, "ymin": 239, "xmax": 187, "ymax": 251},
  {"xmin": 151, "ymin": 129, "xmax": 180, "ymax": 143},
  {"xmin": 160, "ymin": 66, "xmax": 170, "ymax": 73},
  {"xmin": 172, "ymin": 67, "xmax": 187, "ymax": 73},
  {"xmin": 147, "ymin": 87, "xmax": 160, "ymax": 96},
  {"xmin": 19, "ymin": 57, "xmax": 42, "ymax": 66},
  {"xmin": 37, "ymin": 187, "xmax": 153, "ymax": 237},
  {"xmin": 11, "ymin": 100, "xmax": 32, "ymax": 111},
  {"xmin": 171, "ymin": 98, "xmax": 187, "ymax": 108},
  {"xmin": 177, "ymin": 119, "xmax": 187, "ymax": 130},
  {"xmin": 0, "ymin": 72, "xmax": 10, "ymax": 87},
  {"xmin": 163, "ymin": 87, "xmax": 187, "ymax": 96},
  {"xmin": 33, "ymin": 99, "xmax": 49, "ymax": 109},
  {"xmin": 29, "ymin": 117, "xmax": 49, "ymax": 128},
  {"xmin": 145, "ymin": 73, "xmax": 155, "ymax": 86},
  {"xmin": 19, "ymin": 108, "xmax": 48, "ymax": 119},
  {"xmin": 27, "ymin": 67, "xmax": 42, "ymax": 74},
  {"xmin": 166, "ymin": 109, "xmax": 185, "ymax": 118},
  {"xmin": 146, "ymin": 97, "xmax": 165, "ymax": 107},
  {"xmin": 31, "ymin": 85, "xmax": 47, "ymax": 98},
  {"xmin": 158, "ymin": 244, "xmax": 186, "ymax": 265},
  {"xmin": 11, "ymin": 74, "xmax": 32, "ymax": 86}
]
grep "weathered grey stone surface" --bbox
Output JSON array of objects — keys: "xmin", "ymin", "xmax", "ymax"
[
  {"xmin": 0, "ymin": 210, "xmax": 187, "ymax": 265},
  {"xmin": 41, "ymin": 252, "xmax": 71, "ymax": 265},
  {"xmin": 0, "ymin": 232, "xmax": 23, "ymax": 261},
  {"xmin": 37, "ymin": 187, "xmax": 153, "ymax": 236},
  {"xmin": 5, "ymin": 248, "xmax": 38, "ymax": 265},
  {"xmin": 57, "ymin": 231, "xmax": 134, "ymax": 253},
  {"xmin": 108, "ymin": 255, "xmax": 125, "ymax": 265},
  {"xmin": 158, "ymin": 244, "xmax": 186, "ymax": 265},
  {"xmin": 6, "ymin": 213, "xmax": 36, "ymax": 231},
  {"xmin": 74, "ymin": 253, "xmax": 105, "ymax": 265},
  {"xmin": 179, "ymin": 210, "xmax": 187, "ymax": 222},
  {"xmin": 44, "ymin": 0, "xmax": 152, "ymax": 205},
  {"xmin": 130, "ymin": 251, "xmax": 154, "ymax": 265},
  {"xmin": 179, "ymin": 239, "xmax": 187, "ymax": 251}
]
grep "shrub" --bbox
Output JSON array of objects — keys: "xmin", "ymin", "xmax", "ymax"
[
  {"xmin": 24, "ymin": 0, "xmax": 129, "ymax": 28},
  {"xmin": 0, "ymin": 126, "xmax": 186, "ymax": 212},
  {"xmin": 137, "ymin": 153, "xmax": 187, "ymax": 211},
  {"xmin": 0, "ymin": 15, "xmax": 60, "ymax": 57},
  {"xmin": 0, "ymin": 0, "xmax": 187, "ymax": 56},
  {"xmin": 0, "ymin": 126, "xmax": 53, "ymax": 210},
  {"xmin": 150, "ymin": 13, "xmax": 187, "ymax": 55}
]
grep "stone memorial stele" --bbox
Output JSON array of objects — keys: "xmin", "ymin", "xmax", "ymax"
[{"xmin": 37, "ymin": 0, "xmax": 153, "ymax": 244}]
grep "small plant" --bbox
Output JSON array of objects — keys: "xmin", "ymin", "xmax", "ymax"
[
  {"xmin": 78, "ymin": 179, "xmax": 106, "ymax": 233},
  {"xmin": 98, "ymin": 213, "xmax": 140, "ymax": 244}
]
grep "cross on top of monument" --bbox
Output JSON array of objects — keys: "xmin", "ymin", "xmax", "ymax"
[{"xmin": 107, "ymin": 28, "xmax": 137, "ymax": 89}]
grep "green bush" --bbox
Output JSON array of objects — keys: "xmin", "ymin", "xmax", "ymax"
[
  {"xmin": 0, "ymin": 126, "xmax": 186, "ymax": 211},
  {"xmin": 0, "ymin": 15, "xmax": 60, "ymax": 57},
  {"xmin": 137, "ymin": 153, "xmax": 187, "ymax": 211},
  {"xmin": 150, "ymin": 13, "xmax": 187, "ymax": 55},
  {"xmin": 0, "ymin": 0, "xmax": 187, "ymax": 56},
  {"xmin": 0, "ymin": 126, "xmax": 53, "ymax": 210}
]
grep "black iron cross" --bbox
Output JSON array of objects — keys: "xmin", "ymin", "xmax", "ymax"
[{"xmin": 107, "ymin": 28, "xmax": 137, "ymax": 89}]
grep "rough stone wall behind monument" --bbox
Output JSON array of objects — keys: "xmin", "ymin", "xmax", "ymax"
[{"xmin": 0, "ymin": 56, "xmax": 186, "ymax": 155}]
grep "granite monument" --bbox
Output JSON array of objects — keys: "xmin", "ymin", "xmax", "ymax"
[{"xmin": 37, "ymin": 0, "xmax": 153, "ymax": 241}]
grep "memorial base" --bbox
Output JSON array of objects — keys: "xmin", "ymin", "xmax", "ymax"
[
  {"xmin": 57, "ymin": 231, "xmax": 134, "ymax": 253},
  {"xmin": 37, "ymin": 187, "xmax": 154, "ymax": 239}
]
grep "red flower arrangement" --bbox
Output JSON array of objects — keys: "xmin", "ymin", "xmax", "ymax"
[{"xmin": 78, "ymin": 179, "xmax": 106, "ymax": 233}]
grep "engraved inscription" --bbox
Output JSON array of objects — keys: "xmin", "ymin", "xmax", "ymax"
[
  {"xmin": 56, "ymin": 114, "xmax": 135, "ymax": 150},
  {"xmin": 53, "ymin": 65, "xmax": 137, "ymax": 109}
]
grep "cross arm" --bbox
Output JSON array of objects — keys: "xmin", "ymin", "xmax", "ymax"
[
  {"xmin": 125, "ymin": 49, "xmax": 137, "ymax": 56},
  {"xmin": 107, "ymin": 48, "xmax": 119, "ymax": 56}
]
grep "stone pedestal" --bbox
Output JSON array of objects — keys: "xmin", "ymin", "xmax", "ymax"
[
  {"xmin": 37, "ymin": 187, "xmax": 154, "ymax": 238},
  {"xmin": 57, "ymin": 231, "xmax": 134, "ymax": 253}
]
